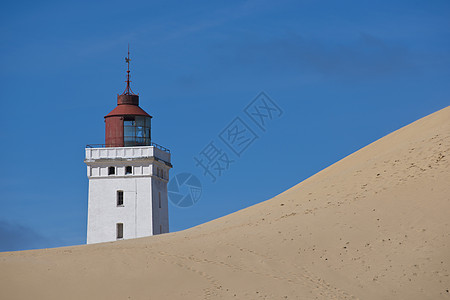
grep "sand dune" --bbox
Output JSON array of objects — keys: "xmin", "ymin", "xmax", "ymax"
[{"xmin": 1, "ymin": 106, "xmax": 449, "ymax": 299}]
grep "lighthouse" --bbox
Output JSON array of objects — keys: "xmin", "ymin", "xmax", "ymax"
[{"xmin": 85, "ymin": 50, "xmax": 172, "ymax": 244}]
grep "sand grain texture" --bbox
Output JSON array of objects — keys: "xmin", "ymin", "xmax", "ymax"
[{"xmin": 1, "ymin": 107, "xmax": 449, "ymax": 299}]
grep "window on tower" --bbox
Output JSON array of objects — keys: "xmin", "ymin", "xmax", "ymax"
[
  {"xmin": 117, "ymin": 223, "xmax": 123, "ymax": 239},
  {"xmin": 124, "ymin": 116, "xmax": 151, "ymax": 146},
  {"xmin": 159, "ymin": 192, "xmax": 161, "ymax": 208},
  {"xmin": 108, "ymin": 166, "xmax": 115, "ymax": 175},
  {"xmin": 157, "ymin": 168, "xmax": 164, "ymax": 179},
  {"xmin": 117, "ymin": 190, "xmax": 124, "ymax": 206},
  {"xmin": 125, "ymin": 166, "xmax": 132, "ymax": 175}
]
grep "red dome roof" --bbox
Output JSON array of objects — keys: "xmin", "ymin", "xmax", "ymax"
[{"xmin": 105, "ymin": 104, "xmax": 151, "ymax": 118}]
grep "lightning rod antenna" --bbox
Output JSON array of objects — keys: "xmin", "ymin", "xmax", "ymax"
[{"xmin": 123, "ymin": 44, "xmax": 135, "ymax": 95}]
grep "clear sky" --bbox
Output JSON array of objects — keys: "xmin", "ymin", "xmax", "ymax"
[{"xmin": 0, "ymin": 0, "xmax": 449, "ymax": 251}]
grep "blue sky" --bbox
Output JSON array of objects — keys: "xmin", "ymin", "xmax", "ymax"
[{"xmin": 0, "ymin": 0, "xmax": 449, "ymax": 251}]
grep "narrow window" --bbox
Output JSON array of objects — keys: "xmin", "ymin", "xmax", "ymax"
[
  {"xmin": 125, "ymin": 166, "xmax": 132, "ymax": 175},
  {"xmin": 117, "ymin": 190, "xmax": 124, "ymax": 206},
  {"xmin": 116, "ymin": 223, "xmax": 123, "ymax": 239},
  {"xmin": 108, "ymin": 166, "xmax": 115, "ymax": 175},
  {"xmin": 160, "ymin": 225, "xmax": 162, "ymax": 234},
  {"xmin": 158, "ymin": 192, "xmax": 161, "ymax": 208}
]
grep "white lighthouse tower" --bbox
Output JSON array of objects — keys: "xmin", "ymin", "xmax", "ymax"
[{"xmin": 85, "ymin": 50, "xmax": 172, "ymax": 244}]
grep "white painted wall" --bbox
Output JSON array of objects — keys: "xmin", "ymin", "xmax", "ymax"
[{"xmin": 85, "ymin": 146, "xmax": 171, "ymax": 244}]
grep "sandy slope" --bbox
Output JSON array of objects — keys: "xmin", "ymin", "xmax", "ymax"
[{"xmin": 1, "ymin": 107, "xmax": 449, "ymax": 300}]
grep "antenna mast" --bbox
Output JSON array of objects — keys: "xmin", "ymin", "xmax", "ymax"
[{"xmin": 123, "ymin": 44, "xmax": 135, "ymax": 95}]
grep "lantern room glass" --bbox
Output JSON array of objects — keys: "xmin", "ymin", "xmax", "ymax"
[{"xmin": 124, "ymin": 116, "xmax": 151, "ymax": 146}]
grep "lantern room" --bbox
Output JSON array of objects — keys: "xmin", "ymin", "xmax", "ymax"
[{"xmin": 104, "ymin": 94, "xmax": 152, "ymax": 147}]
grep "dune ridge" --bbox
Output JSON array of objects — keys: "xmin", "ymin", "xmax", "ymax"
[{"xmin": 1, "ymin": 106, "xmax": 449, "ymax": 299}]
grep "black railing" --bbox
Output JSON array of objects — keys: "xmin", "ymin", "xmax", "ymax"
[{"xmin": 86, "ymin": 142, "xmax": 170, "ymax": 153}]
